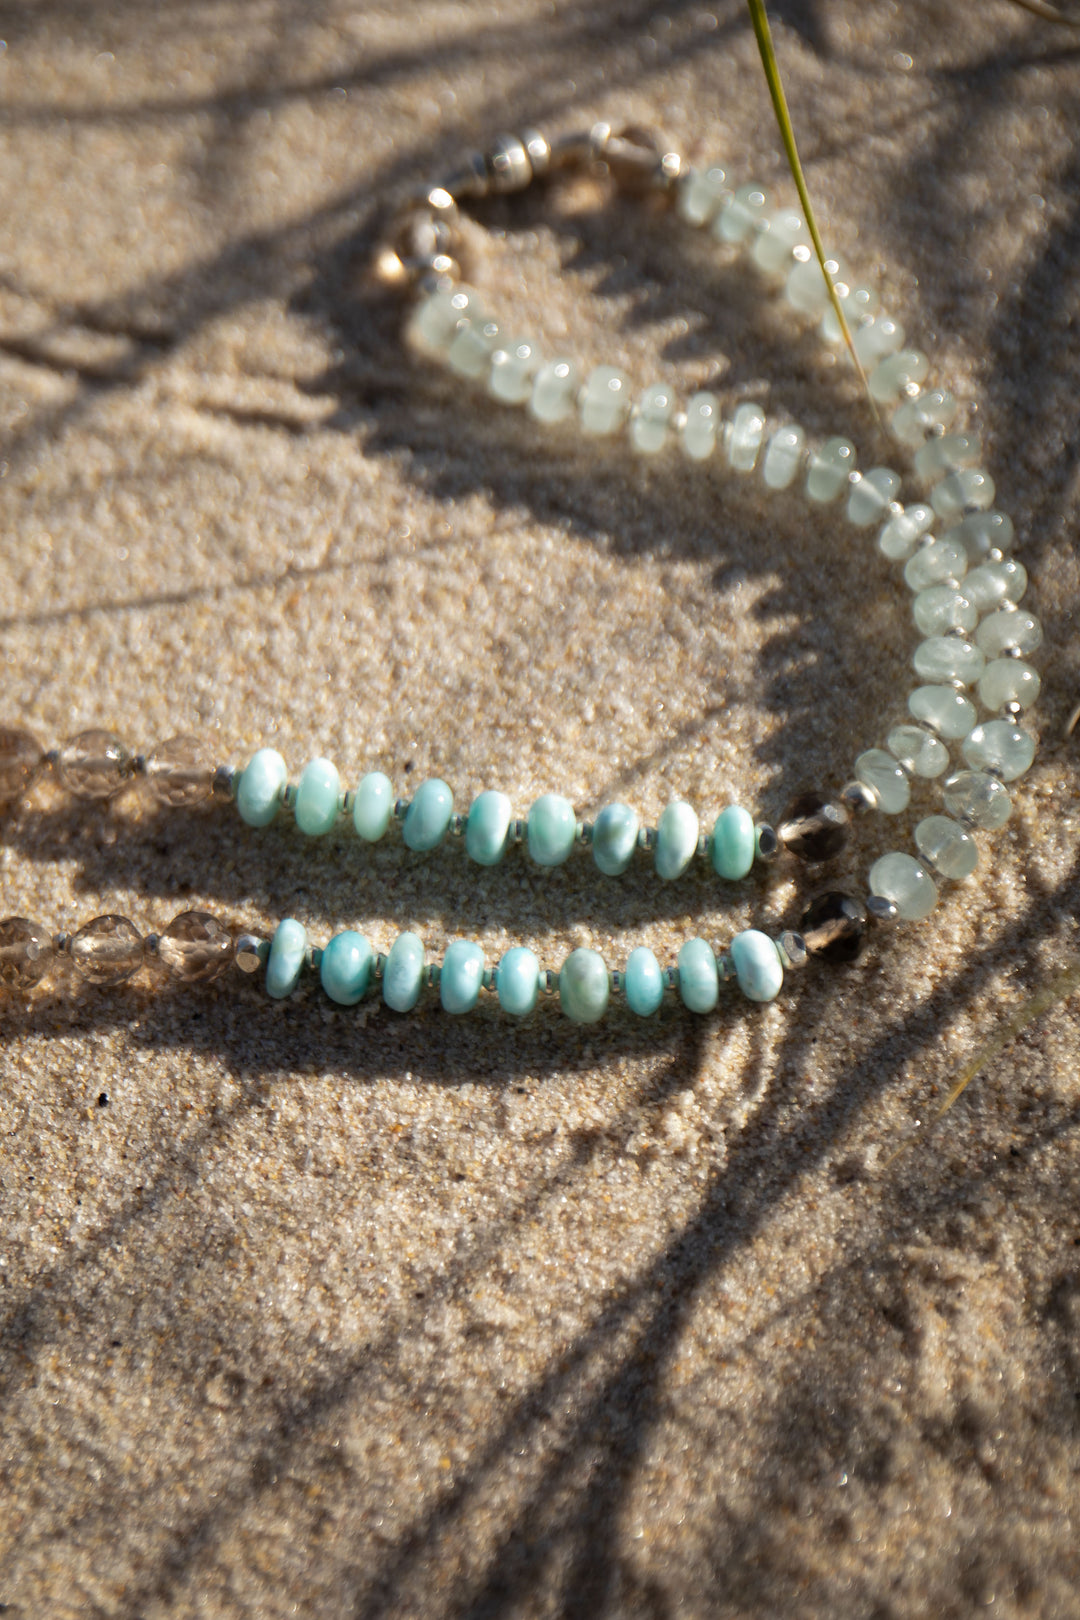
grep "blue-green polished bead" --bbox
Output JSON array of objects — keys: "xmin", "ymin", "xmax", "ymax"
[
  {"xmin": 624, "ymin": 946, "xmax": 663, "ymax": 1016},
  {"xmin": 710, "ymin": 804, "xmax": 756, "ymax": 880},
  {"xmin": 497, "ymin": 946, "xmax": 541, "ymax": 1016},
  {"xmin": 236, "ymin": 747, "xmax": 287, "ymax": 828},
  {"xmin": 266, "ymin": 917, "xmax": 307, "ymax": 1000},
  {"xmin": 592, "ymin": 803, "xmax": 639, "ymax": 876},
  {"xmin": 655, "ymin": 801, "xmax": 699, "ymax": 881},
  {"xmin": 352, "ymin": 771, "xmax": 393, "ymax": 842},
  {"xmin": 440, "ymin": 939, "xmax": 485, "ymax": 1015},
  {"xmin": 320, "ymin": 930, "xmax": 373, "ymax": 1005},
  {"xmin": 527, "ymin": 793, "xmax": 577, "ymax": 867},
  {"xmin": 730, "ymin": 929, "xmax": 784, "ymax": 1002},
  {"xmin": 383, "ymin": 932, "xmax": 425, "ymax": 1011},
  {"xmin": 678, "ymin": 937, "xmax": 719, "ymax": 1013},
  {"xmin": 559, "ymin": 948, "xmax": 609, "ymax": 1024},
  {"xmin": 294, "ymin": 756, "xmax": 341, "ymax": 837},
  {"xmin": 465, "ymin": 790, "xmax": 512, "ymax": 866},
  {"xmin": 402, "ymin": 779, "xmax": 453, "ymax": 852}
]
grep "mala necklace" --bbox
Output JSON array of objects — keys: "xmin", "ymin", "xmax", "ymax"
[{"xmin": 0, "ymin": 125, "xmax": 1041, "ymax": 1024}]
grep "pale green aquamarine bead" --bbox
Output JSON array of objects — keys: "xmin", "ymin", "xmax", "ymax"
[
  {"xmin": 806, "ymin": 436, "xmax": 856, "ymax": 503},
  {"xmin": 440, "ymin": 939, "xmax": 485, "ymax": 1015},
  {"xmin": 678, "ymin": 937, "xmax": 719, "ymax": 1013},
  {"xmin": 266, "ymin": 918, "xmax": 307, "ymax": 1000},
  {"xmin": 465, "ymin": 790, "xmax": 512, "ymax": 866},
  {"xmin": 914, "ymin": 431, "xmax": 982, "ymax": 484},
  {"xmin": 977, "ymin": 659, "xmax": 1041, "ymax": 711},
  {"xmin": 320, "ymin": 931, "xmax": 373, "ymax": 1005},
  {"xmin": 677, "ymin": 164, "xmax": 728, "ymax": 227},
  {"xmin": 878, "ymin": 503, "xmax": 935, "ymax": 561},
  {"xmin": 489, "ymin": 337, "xmax": 541, "ymax": 404},
  {"xmin": 762, "ymin": 424, "xmax": 806, "ymax": 489},
  {"xmin": 527, "ymin": 793, "xmax": 577, "ymax": 867},
  {"xmin": 580, "ymin": 365, "xmax": 631, "ymax": 436},
  {"xmin": 930, "ymin": 467, "xmax": 996, "ymax": 519},
  {"xmin": 868, "ymin": 852, "xmax": 938, "ymax": 920},
  {"xmin": 904, "ymin": 538, "xmax": 967, "ymax": 593},
  {"xmin": 407, "ymin": 286, "xmax": 476, "ymax": 352},
  {"xmin": 951, "ymin": 509, "xmax": 1014, "ymax": 562},
  {"xmin": 975, "ymin": 608, "xmax": 1042, "ymax": 659},
  {"xmin": 868, "ymin": 349, "xmax": 929, "ymax": 404},
  {"xmin": 730, "ymin": 929, "xmax": 784, "ymax": 1002},
  {"xmin": 447, "ymin": 315, "xmax": 501, "ymax": 379},
  {"xmin": 529, "ymin": 358, "xmax": 579, "ymax": 423},
  {"xmin": 353, "ymin": 771, "xmax": 393, "ymax": 841},
  {"xmin": 710, "ymin": 804, "xmax": 756, "ymax": 880},
  {"xmin": 624, "ymin": 946, "xmax": 664, "ymax": 1016},
  {"xmin": 962, "ymin": 720, "xmax": 1035, "ymax": 782},
  {"xmin": 655, "ymin": 800, "xmax": 699, "ymax": 881},
  {"xmin": 890, "ymin": 388, "xmax": 958, "ymax": 448},
  {"xmin": 402, "ymin": 778, "xmax": 454, "ymax": 851},
  {"xmin": 497, "ymin": 945, "xmax": 541, "ymax": 1016},
  {"xmin": 784, "ymin": 254, "xmax": 844, "ymax": 317},
  {"xmin": 913, "ymin": 636, "xmax": 985, "ymax": 686},
  {"xmin": 847, "ymin": 467, "xmax": 901, "ymax": 527},
  {"xmin": 294, "ymin": 757, "xmax": 341, "ymax": 837},
  {"xmin": 727, "ymin": 402, "xmax": 765, "ymax": 472},
  {"xmin": 909, "ymin": 684, "xmax": 977, "ymax": 739},
  {"xmin": 236, "ymin": 747, "xmax": 287, "ymax": 828},
  {"xmin": 592, "ymin": 802, "xmax": 639, "ymax": 877},
  {"xmin": 852, "ymin": 315, "xmax": 905, "ymax": 368},
  {"xmin": 913, "ymin": 585, "xmax": 977, "ymax": 637},
  {"xmin": 713, "ymin": 181, "xmax": 770, "ymax": 243},
  {"xmin": 887, "ymin": 723, "xmax": 949, "ymax": 779},
  {"xmin": 962, "ymin": 559, "xmax": 1027, "ymax": 613},
  {"xmin": 559, "ymin": 947, "xmax": 609, "ymax": 1023},
  {"xmin": 915, "ymin": 815, "xmax": 978, "ymax": 880},
  {"xmin": 855, "ymin": 749, "xmax": 910, "ymax": 813},
  {"xmin": 383, "ymin": 932, "xmax": 425, "ymax": 1012},
  {"xmin": 631, "ymin": 383, "xmax": 674, "ymax": 455},
  {"xmin": 751, "ymin": 208, "xmax": 806, "ymax": 275},
  {"xmin": 682, "ymin": 391, "xmax": 719, "ymax": 461},
  {"xmin": 822, "ymin": 284, "xmax": 879, "ymax": 345},
  {"xmin": 942, "ymin": 769, "xmax": 1011, "ymax": 830}
]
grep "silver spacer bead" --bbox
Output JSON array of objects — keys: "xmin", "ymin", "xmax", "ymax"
[
  {"xmin": 1002, "ymin": 700, "xmax": 1024, "ymax": 721},
  {"xmin": 775, "ymin": 931, "xmax": 808, "ymax": 969},
  {"xmin": 142, "ymin": 933, "xmax": 161, "ymax": 958},
  {"xmin": 54, "ymin": 931, "xmax": 73, "ymax": 954},
  {"xmin": 486, "ymin": 133, "xmax": 532, "ymax": 194},
  {"xmin": 211, "ymin": 764, "xmax": 237, "ymax": 801},
  {"xmin": 520, "ymin": 128, "xmax": 551, "ymax": 177},
  {"xmin": 282, "ymin": 783, "xmax": 298, "ymax": 810},
  {"xmin": 394, "ymin": 798, "xmax": 410, "ymax": 822},
  {"xmin": 840, "ymin": 779, "xmax": 878, "ymax": 814},
  {"xmin": 373, "ymin": 953, "xmax": 387, "ymax": 980},
  {"xmin": 481, "ymin": 968, "xmax": 497, "ymax": 992},
  {"xmin": 755, "ymin": 823, "xmax": 779, "ymax": 861},
  {"xmin": 865, "ymin": 895, "xmax": 900, "ymax": 925},
  {"xmin": 638, "ymin": 826, "xmax": 657, "ymax": 850},
  {"xmin": 234, "ymin": 934, "xmax": 268, "ymax": 972},
  {"xmin": 449, "ymin": 813, "xmax": 466, "ymax": 837},
  {"xmin": 44, "ymin": 748, "xmax": 61, "ymax": 771},
  {"xmin": 718, "ymin": 952, "xmax": 737, "ymax": 982},
  {"xmin": 609, "ymin": 970, "xmax": 622, "ymax": 993},
  {"xmin": 664, "ymin": 966, "xmax": 679, "ymax": 990},
  {"xmin": 130, "ymin": 754, "xmax": 148, "ymax": 777}
]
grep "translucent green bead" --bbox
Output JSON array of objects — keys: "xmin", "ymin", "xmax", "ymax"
[
  {"xmin": 383, "ymin": 932, "xmax": 425, "ymax": 1012},
  {"xmin": 751, "ymin": 208, "xmax": 806, "ymax": 275},
  {"xmin": 320, "ymin": 931, "xmax": 373, "ymax": 1005},
  {"xmin": 977, "ymin": 659, "xmax": 1040, "ymax": 712},
  {"xmin": 952, "ymin": 509, "xmax": 1014, "ymax": 562},
  {"xmin": 806, "ymin": 436, "xmax": 856, "ymax": 503},
  {"xmin": 236, "ymin": 747, "xmax": 287, "ymax": 829},
  {"xmin": 913, "ymin": 637, "xmax": 985, "ymax": 686},
  {"xmin": 407, "ymin": 286, "xmax": 476, "ymax": 353},
  {"xmin": 592, "ymin": 803, "xmax": 639, "ymax": 877},
  {"xmin": 294, "ymin": 756, "xmax": 341, "ymax": 837},
  {"xmin": 915, "ymin": 816, "xmax": 978, "ymax": 880},
  {"xmin": 710, "ymin": 804, "xmax": 756, "ymax": 880},
  {"xmin": 496, "ymin": 946, "xmax": 541, "ymax": 1016},
  {"xmin": 822, "ymin": 283, "xmax": 878, "ymax": 344},
  {"xmin": 465, "ymin": 790, "xmax": 512, "ymax": 866},
  {"xmin": 785, "ymin": 254, "xmax": 844, "ymax": 317},
  {"xmin": 402, "ymin": 779, "xmax": 454, "ymax": 851},
  {"xmin": 624, "ymin": 946, "xmax": 664, "ymax": 1016},
  {"xmin": 962, "ymin": 560, "xmax": 1027, "ymax": 613},
  {"xmin": 962, "ymin": 721, "xmax": 1035, "ymax": 783},
  {"xmin": 353, "ymin": 771, "xmax": 393, "ymax": 842},
  {"xmin": 713, "ymin": 181, "xmax": 769, "ymax": 243},
  {"xmin": 266, "ymin": 918, "xmax": 307, "ymax": 1000},
  {"xmin": 853, "ymin": 315, "xmax": 905, "ymax": 368},
  {"xmin": 631, "ymin": 383, "xmax": 674, "ymax": 455},
  {"xmin": 727, "ymin": 402, "xmax": 765, "ymax": 472},
  {"xmin": 908, "ymin": 684, "xmax": 977, "ymax": 740},
  {"xmin": 676, "ymin": 937, "xmax": 718, "ymax": 1012},
  {"xmin": 914, "ymin": 431, "xmax": 982, "ymax": 484},
  {"xmin": 868, "ymin": 853, "xmax": 937, "ymax": 920},
  {"xmin": 440, "ymin": 939, "xmax": 485, "ymax": 1015},
  {"xmin": 730, "ymin": 929, "xmax": 784, "ymax": 1002},
  {"xmin": 890, "ymin": 388, "xmax": 957, "ymax": 448},
  {"xmin": 527, "ymin": 793, "xmax": 577, "ymax": 867},
  {"xmin": 682, "ymin": 391, "xmax": 719, "ymax": 461},
  {"xmin": 855, "ymin": 749, "xmax": 910, "ymax": 813},
  {"xmin": 655, "ymin": 801, "xmax": 699, "ymax": 881},
  {"xmin": 942, "ymin": 769, "xmax": 1011, "ymax": 830},
  {"xmin": 559, "ymin": 948, "xmax": 609, "ymax": 1024},
  {"xmin": 904, "ymin": 538, "xmax": 967, "ymax": 593},
  {"xmin": 762, "ymin": 424, "xmax": 806, "ymax": 490},
  {"xmin": 847, "ymin": 467, "xmax": 900, "ymax": 527},
  {"xmin": 447, "ymin": 314, "xmax": 501, "ymax": 379},
  {"xmin": 913, "ymin": 586, "xmax": 977, "ymax": 636},
  {"xmin": 489, "ymin": 336, "xmax": 541, "ymax": 404},
  {"xmin": 529, "ymin": 358, "xmax": 579, "ymax": 423},
  {"xmin": 887, "ymin": 724, "xmax": 949, "ymax": 779},
  {"xmin": 930, "ymin": 468, "xmax": 995, "ymax": 519},
  {"xmin": 878, "ymin": 503, "xmax": 935, "ymax": 562},
  {"xmin": 975, "ymin": 609, "xmax": 1042, "ymax": 659},
  {"xmin": 869, "ymin": 349, "xmax": 929, "ymax": 404},
  {"xmin": 580, "ymin": 365, "xmax": 630, "ymax": 436},
  {"xmin": 677, "ymin": 164, "xmax": 728, "ymax": 227}
]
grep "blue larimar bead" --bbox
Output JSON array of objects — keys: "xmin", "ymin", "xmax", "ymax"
[
  {"xmin": 730, "ymin": 929, "xmax": 784, "ymax": 1002},
  {"xmin": 236, "ymin": 747, "xmax": 287, "ymax": 828},
  {"xmin": 710, "ymin": 805, "xmax": 755, "ymax": 880},
  {"xmin": 527, "ymin": 793, "xmax": 577, "ymax": 867},
  {"xmin": 266, "ymin": 917, "xmax": 307, "ymax": 1000},
  {"xmin": 592, "ymin": 803, "xmax": 639, "ymax": 877},
  {"xmin": 497, "ymin": 946, "xmax": 541, "ymax": 1016},
  {"xmin": 465, "ymin": 790, "xmax": 512, "ymax": 866},
  {"xmin": 677, "ymin": 937, "xmax": 718, "ymax": 1013},
  {"xmin": 440, "ymin": 939, "xmax": 485, "ymax": 1015},
  {"xmin": 655, "ymin": 801, "xmax": 699, "ymax": 881},
  {"xmin": 320, "ymin": 930, "xmax": 373, "ymax": 1005},
  {"xmin": 624, "ymin": 946, "xmax": 663, "ymax": 1016},
  {"xmin": 559, "ymin": 948, "xmax": 609, "ymax": 1023},
  {"xmin": 353, "ymin": 771, "xmax": 393, "ymax": 841},
  {"xmin": 402, "ymin": 779, "xmax": 453, "ymax": 852},
  {"xmin": 294, "ymin": 756, "xmax": 341, "ymax": 837},
  {"xmin": 383, "ymin": 932, "xmax": 425, "ymax": 1011}
]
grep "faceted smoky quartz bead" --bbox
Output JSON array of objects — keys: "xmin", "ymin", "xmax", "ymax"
[
  {"xmin": 778, "ymin": 792, "xmax": 850, "ymax": 862},
  {"xmin": 0, "ymin": 917, "xmax": 54, "ymax": 988},
  {"xmin": 69, "ymin": 914, "xmax": 144, "ymax": 986},
  {"xmin": 799, "ymin": 891, "xmax": 867, "ymax": 963},
  {"xmin": 56, "ymin": 730, "xmax": 131, "ymax": 799},
  {"xmin": 145, "ymin": 736, "xmax": 215, "ymax": 808},
  {"xmin": 158, "ymin": 910, "xmax": 234, "ymax": 982},
  {"xmin": 0, "ymin": 727, "xmax": 45, "ymax": 805}
]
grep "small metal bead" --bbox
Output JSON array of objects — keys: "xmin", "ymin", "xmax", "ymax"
[
  {"xmin": 212, "ymin": 765, "xmax": 237, "ymax": 801},
  {"xmin": 234, "ymin": 934, "xmax": 268, "ymax": 973},
  {"xmin": 520, "ymin": 128, "xmax": 551, "ymax": 177},
  {"xmin": 840, "ymin": 779, "xmax": 878, "ymax": 814},
  {"xmin": 1002, "ymin": 700, "xmax": 1024, "ymax": 720},
  {"xmin": 373, "ymin": 953, "xmax": 387, "ymax": 980},
  {"xmin": 143, "ymin": 933, "xmax": 161, "ymax": 957},
  {"xmin": 696, "ymin": 834, "xmax": 711, "ymax": 858},
  {"xmin": 481, "ymin": 968, "xmax": 496, "ymax": 991},
  {"xmin": 543, "ymin": 970, "xmax": 558, "ymax": 994},
  {"xmin": 610, "ymin": 970, "xmax": 622, "ymax": 992},
  {"xmin": 449, "ymin": 813, "xmax": 466, "ymax": 837},
  {"xmin": 718, "ymin": 953, "xmax": 737, "ymax": 982},
  {"xmin": 512, "ymin": 818, "xmax": 527, "ymax": 843},
  {"xmin": 866, "ymin": 895, "xmax": 900, "ymax": 924},
  {"xmin": 283, "ymin": 784, "xmax": 298, "ymax": 810},
  {"xmin": 394, "ymin": 798, "xmax": 410, "ymax": 822},
  {"xmin": 342, "ymin": 790, "xmax": 356, "ymax": 813},
  {"xmin": 578, "ymin": 822, "xmax": 594, "ymax": 845},
  {"xmin": 776, "ymin": 931, "xmax": 808, "ymax": 969},
  {"xmin": 638, "ymin": 826, "xmax": 657, "ymax": 850},
  {"xmin": 44, "ymin": 748, "xmax": 60, "ymax": 769},
  {"xmin": 54, "ymin": 932, "xmax": 73, "ymax": 955},
  {"xmin": 426, "ymin": 963, "xmax": 441, "ymax": 987},
  {"xmin": 486, "ymin": 133, "xmax": 532, "ymax": 193},
  {"xmin": 755, "ymin": 823, "xmax": 779, "ymax": 861},
  {"xmin": 131, "ymin": 754, "xmax": 148, "ymax": 776},
  {"xmin": 664, "ymin": 966, "xmax": 679, "ymax": 990}
]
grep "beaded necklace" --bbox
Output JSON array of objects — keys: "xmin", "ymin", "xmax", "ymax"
[{"xmin": 0, "ymin": 124, "xmax": 1041, "ymax": 1024}]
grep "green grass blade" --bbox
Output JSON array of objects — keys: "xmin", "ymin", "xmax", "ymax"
[{"xmin": 1007, "ymin": 0, "xmax": 1080, "ymax": 26}]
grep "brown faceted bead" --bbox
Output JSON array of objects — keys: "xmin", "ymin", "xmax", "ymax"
[
  {"xmin": 56, "ymin": 730, "xmax": 131, "ymax": 799},
  {"xmin": 778, "ymin": 791, "xmax": 850, "ymax": 862},
  {"xmin": 0, "ymin": 917, "xmax": 54, "ymax": 988},
  {"xmin": 69, "ymin": 914, "xmax": 144, "ymax": 986},
  {"xmin": 158, "ymin": 910, "xmax": 234, "ymax": 982},
  {"xmin": 799, "ymin": 891, "xmax": 867, "ymax": 964},
  {"xmin": 145, "ymin": 735, "xmax": 214, "ymax": 808},
  {"xmin": 0, "ymin": 727, "xmax": 45, "ymax": 805}
]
